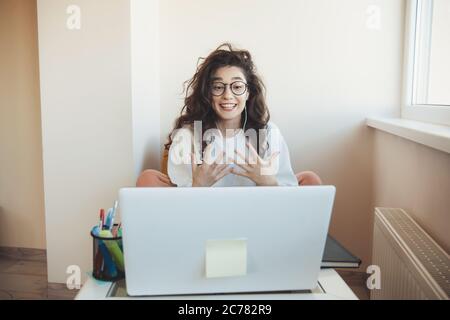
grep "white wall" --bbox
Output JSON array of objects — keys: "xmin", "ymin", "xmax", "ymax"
[
  {"xmin": 159, "ymin": 0, "xmax": 405, "ymax": 271},
  {"xmin": 131, "ymin": 0, "xmax": 161, "ymax": 175},
  {"xmin": 37, "ymin": 0, "xmax": 135, "ymax": 283}
]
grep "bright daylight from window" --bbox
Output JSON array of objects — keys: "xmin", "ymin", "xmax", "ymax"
[{"xmin": 413, "ymin": 0, "xmax": 450, "ymax": 107}]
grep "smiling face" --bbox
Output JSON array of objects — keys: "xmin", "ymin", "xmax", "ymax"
[{"xmin": 211, "ymin": 66, "xmax": 249, "ymax": 129}]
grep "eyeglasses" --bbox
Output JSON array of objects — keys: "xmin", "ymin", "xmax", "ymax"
[{"xmin": 211, "ymin": 81, "xmax": 248, "ymax": 96}]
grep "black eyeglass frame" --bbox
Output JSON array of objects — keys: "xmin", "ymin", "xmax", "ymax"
[{"xmin": 210, "ymin": 81, "xmax": 249, "ymax": 96}]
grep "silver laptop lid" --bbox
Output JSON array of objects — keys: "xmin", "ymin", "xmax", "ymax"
[{"xmin": 120, "ymin": 186, "xmax": 335, "ymax": 296}]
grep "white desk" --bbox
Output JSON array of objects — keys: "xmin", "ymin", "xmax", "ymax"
[{"xmin": 76, "ymin": 269, "xmax": 358, "ymax": 300}]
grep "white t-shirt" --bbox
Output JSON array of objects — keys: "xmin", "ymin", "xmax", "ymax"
[{"xmin": 168, "ymin": 122, "xmax": 298, "ymax": 187}]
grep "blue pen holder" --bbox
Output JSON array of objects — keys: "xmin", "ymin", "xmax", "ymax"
[{"xmin": 91, "ymin": 224, "xmax": 125, "ymax": 282}]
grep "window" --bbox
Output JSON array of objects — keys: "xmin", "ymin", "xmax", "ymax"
[{"xmin": 403, "ymin": 0, "xmax": 450, "ymax": 126}]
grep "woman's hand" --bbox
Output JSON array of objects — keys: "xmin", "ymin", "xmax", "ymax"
[
  {"xmin": 232, "ymin": 142, "xmax": 280, "ymax": 186},
  {"xmin": 191, "ymin": 145, "xmax": 232, "ymax": 187}
]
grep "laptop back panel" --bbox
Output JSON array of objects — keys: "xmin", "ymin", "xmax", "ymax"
[{"xmin": 120, "ymin": 186, "xmax": 335, "ymax": 296}]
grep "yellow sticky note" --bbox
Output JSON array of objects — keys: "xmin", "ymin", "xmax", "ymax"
[{"xmin": 205, "ymin": 239, "xmax": 247, "ymax": 278}]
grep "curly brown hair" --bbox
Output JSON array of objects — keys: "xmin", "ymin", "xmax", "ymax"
[{"xmin": 164, "ymin": 43, "xmax": 270, "ymax": 152}]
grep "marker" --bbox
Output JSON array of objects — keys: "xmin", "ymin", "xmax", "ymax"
[
  {"xmin": 104, "ymin": 208, "xmax": 113, "ymax": 230},
  {"xmin": 98, "ymin": 240, "xmax": 118, "ymax": 278},
  {"xmin": 99, "ymin": 229, "xmax": 124, "ymax": 272},
  {"xmin": 93, "ymin": 248, "xmax": 103, "ymax": 278},
  {"xmin": 109, "ymin": 200, "xmax": 119, "ymax": 231},
  {"xmin": 91, "ymin": 226, "xmax": 100, "ymax": 237}
]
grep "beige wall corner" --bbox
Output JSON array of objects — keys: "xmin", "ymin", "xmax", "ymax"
[
  {"xmin": 373, "ymin": 130, "xmax": 450, "ymax": 253},
  {"xmin": 0, "ymin": 0, "xmax": 46, "ymax": 249}
]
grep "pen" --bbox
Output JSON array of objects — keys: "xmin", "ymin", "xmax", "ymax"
[
  {"xmin": 100, "ymin": 208, "xmax": 105, "ymax": 229},
  {"xmin": 99, "ymin": 229, "xmax": 124, "ymax": 272}
]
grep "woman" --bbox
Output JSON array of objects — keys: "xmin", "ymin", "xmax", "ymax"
[{"xmin": 137, "ymin": 43, "xmax": 321, "ymax": 187}]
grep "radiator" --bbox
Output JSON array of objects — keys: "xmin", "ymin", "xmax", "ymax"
[{"xmin": 371, "ymin": 208, "xmax": 449, "ymax": 300}]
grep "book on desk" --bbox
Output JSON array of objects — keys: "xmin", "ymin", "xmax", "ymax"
[{"xmin": 321, "ymin": 235, "xmax": 361, "ymax": 268}]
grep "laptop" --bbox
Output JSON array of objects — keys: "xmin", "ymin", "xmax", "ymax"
[{"xmin": 119, "ymin": 186, "xmax": 335, "ymax": 296}]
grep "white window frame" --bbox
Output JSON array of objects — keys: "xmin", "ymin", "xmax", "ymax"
[{"xmin": 402, "ymin": 0, "xmax": 450, "ymax": 127}]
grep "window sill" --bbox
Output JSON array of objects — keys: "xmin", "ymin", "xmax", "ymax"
[{"xmin": 366, "ymin": 117, "xmax": 450, "ymax": 154}]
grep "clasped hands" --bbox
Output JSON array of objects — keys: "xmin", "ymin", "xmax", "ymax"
[{"xmin": 191, "ymin": 142, "xmax": 279, "ymax": 187}]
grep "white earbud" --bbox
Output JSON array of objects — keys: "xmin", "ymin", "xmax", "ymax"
[{"xmin": 243, "ymin": 106, "xmax": 248, "ymax": 131}]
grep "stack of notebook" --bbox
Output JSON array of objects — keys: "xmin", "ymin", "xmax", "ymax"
[{"xmin": 321, "ymin": 235, "xmax": 361, "ymax": 268}]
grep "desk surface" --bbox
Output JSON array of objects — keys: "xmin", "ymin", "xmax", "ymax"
[{"xmin": 76, "ymin": 269, "xmax": 358, "ymax": 300}]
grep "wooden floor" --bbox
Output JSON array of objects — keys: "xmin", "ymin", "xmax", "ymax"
[
  {"xmin": 336, "ymin": 270, "xmax": 370, "ymax": 300},
  {"xmin": 0, "ymin": 247, "xmax": 79, "ymax": 300},
  {"xmin": 0, "ymin": 247, "xmax": 369, "ymax": 300}
]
